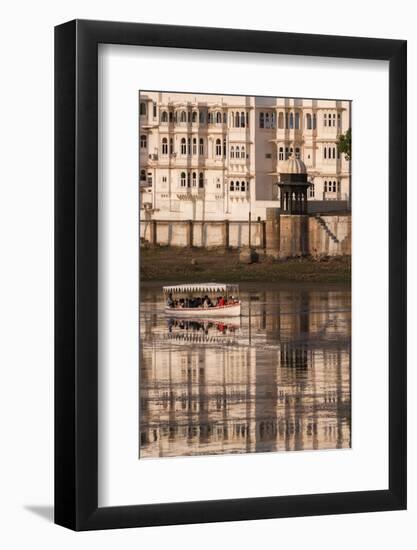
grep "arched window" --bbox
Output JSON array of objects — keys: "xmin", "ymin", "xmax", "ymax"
[
  {"xmin": 333, "ymin": 180, "xmax": 337, "ymax": 192},
  {"xmin": 169, "ymin": 138, "xmax": 173, "ymax": 154},
  {"xmin": 140, "ymin": 135, "xmax": 147, "ymax": 148},
  {"xmin": 332, "ymin": 147, "xmax": 336, "ymax": 159},
  {"xmin": 161, "ymin": 138, "xmax": 168, "ymax": 155},
  {"xmin": 324, "ymin": 180, "xmax": 328, "ymax": 192},
  {"xmin": 279, "ymin": 147, "xmax": 284, "ymax": 160},
  {"xmin": 324, "ymin": 113, "xmax": 327, "ymax": 127},
  {"xmin": 259, "ymin": 112, "xmax": 264, "ymax": 128},
  {"xmin": 169, "ymin": 111, "xmax": 173, "ymax": 123},
  {"xmin": 309, "ymin": 183, "xmax": 315, "ymax": 198},
  {"xmin": 187, "ymin": 111, "xmax": 191, "ymax": 123},
  {"xmin": 289, "ymin": 112, "xmax": 294, "ymax": 129},
  {"xmin": 216, "ymin": 111, "xmax": 222, "ymax": 124},
  {"xmin": 278, "ymin": 112, "xmax": 284, "ymax": 129},
  {"xmin": 313, "ymin": 114, "xmax": 317, "ymax": 129},
  {"xmin": 223, "ymin": 112, "xmax": 227, "ymax": 124},
  {"xmin": 192, "ymin": 138, "xmax": 197, "ymax": 155},
  {"xmin": 161, "ymin": 111, "xmax": 168, "ymax": 123},
  {"xmin": 241, "ymin": 181, "xmax": 246, "ymax": 192},
  {"xmin": 181, "ymin": 138, "xmax": 186, "ymax": 155},
  {"xmin": 223, "ymin": 139, "xmax": 227, "ymax": 157},
  {"xmin": 235, "ymin": 181, "xmax": 240, "ymax": 191},
  {"xmin": 235, "ymin": 146, "xmax": 240, "ymax": 158},
  {"xmin": 179, "ymin": 111, "xmax": 185, "ymax": 123},
  {"xmin": 265, "ymin": 113, "xmax": 270, "ymax": 129},
  {"xmin": 187, "ymin": 172, "xmax": 191, "ymax": 187},
  {"xmin": 241, "ymin": 145, "xmax": 245, "ymax": 158},
  {"xmin": 199, "ymin": 172, "xmax": 204, "ymax": 188},
  {"xmin": 199, "ymin": 138, "xmax": 204, "ymax": 155},
  {"xmin": 140, "ymin": 102, "xmax": 146, "ymax": 115},
  {"xmin": 140, "ymin": 169, "xmax": 146, "ymax": 181},
  {"xmin": 187, "ymin": 138, "xmax": 191, "ymax": 154},
  {"xmin": 324, "ymin": 146, "xmax": 327, "ymax": 159},
  {"xmin": 332, "ymin": 114, "xmax": 336, "ymax": 127},
  {"xmin": 295, "ymin": 147, "xmax": 300, "ymax": 159},
  {"xmin": 306, "ymin": 113, "xmax": 312, "ymax": 130},
  {"xmin": 241, "ymin": 112, "xmax": 245, "ymax": 128},
  {"xmin": 215, "ymin": 139, "xmax": 222, "ymax": 156},
  {"xmin": 192, "ymin": 172, "xmax": 197, "ymax": 186},
  {"xmin": 199, "ymin": 111, "xmax": 205, "ymax": 123},
  {"xmin": 328, "ymin": 147, "xmax": 332, "ymax": 158},
  {"xmin": 192, "ymin": 111, "xmax": 197, "ymax": 123},
  {"xmin": 208, "ymin": 112, "xmax": 213, "ymax": 124},
  {"xmin": 235, "ymin": 112, "xmax": 240, "ymax": 127},
  {"xmin": 180, "ymin": 172, "xmax": 186, "ymax": 187},
  {"xmin": 230, "ymin": 146, "xmax": 235, "ymax": 158},
  {"xmin": 230, "ymin": 181, "xmax": 234, "ymax": 191},
  {"xmin": 295, "ymin": 112, "xmax": 300, "ymax": 129}
]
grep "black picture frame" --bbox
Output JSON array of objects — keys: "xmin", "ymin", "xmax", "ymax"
[{"xmin": 55, "ymin": 19, "xmax": 407, "ymax": 531}]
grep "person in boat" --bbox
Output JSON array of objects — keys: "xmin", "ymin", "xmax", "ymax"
[
  {"xmin": 203, "ymin": 295, "xmax": 212, "ymax": 308},
  {"xmin": 217, "ymin": 296, "xmax": 225, "ymax": 307},
  {"xmin": 166, "ymin": 293, "xmax": 174, "ymax": 308}
]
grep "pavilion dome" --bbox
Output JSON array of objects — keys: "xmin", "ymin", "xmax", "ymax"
[{"xmin": 279, "ymin": 156, "xmax": 307, "ymax": 175}]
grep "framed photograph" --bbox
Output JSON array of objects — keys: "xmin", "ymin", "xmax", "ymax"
[{"xmin": 55, "ymin": 20, "xmax": 406, "ymax": 530}]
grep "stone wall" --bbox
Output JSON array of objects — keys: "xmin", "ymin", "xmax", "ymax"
[
  {"xmin": 140, "ymin": 219, "xmax": 263, "ymax": 248},
  {"xmin": 140, "ymin": 213, "xmax": 351, "ymax": 257},
  {"xmin": 308, "ymin": 215, "xmax": 351, "ymax": 257},
  {"xmin": 278, "ymin": 215, "xmax": 309, "ymax": 259}
]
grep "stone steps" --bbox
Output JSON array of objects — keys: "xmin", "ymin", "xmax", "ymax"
[{"xmin": 315, "ymin": 215, "xmax": 339, "ymax": 244}]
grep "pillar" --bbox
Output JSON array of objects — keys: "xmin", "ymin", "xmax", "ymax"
[
  {"xmin": 187, "ymin": 220, "xmax": 193, "ymax": 247},
  {"xmin": 223, "ymin": 220, "xmax": 230, "ymax": 249},
  {"xmin": 150, "ymin": 220, "xmax": 157, "ymax": 247},
  {"xmin": 260, "ymin": 220, "xmax": 266, "ymax": 249},
  {"xmin": 265, "ymin": 208, "xmax": 280, "ymax": 258}
]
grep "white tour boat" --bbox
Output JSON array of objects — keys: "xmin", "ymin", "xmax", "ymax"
[{"xmin": 163, "ymin": 283, "xmax": 241, "ymax": 317}]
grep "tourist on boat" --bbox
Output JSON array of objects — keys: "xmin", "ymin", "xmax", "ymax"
[
  {"xmin": 166, "ymin": 293, "xmax": 174, "ymax": 308},
  {"xmin": 217, "ymin": 296, "xmax": 225, "ymax": 307}
]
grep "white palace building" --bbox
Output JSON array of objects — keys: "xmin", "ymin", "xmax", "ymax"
[{"xmin": 139, "ymin": 92, "xmax": 351, "ymax": 222}]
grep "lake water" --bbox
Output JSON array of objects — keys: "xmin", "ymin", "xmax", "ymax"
[{"xmin": 139, "ymin": 283, "xmax": 351, "ymax": 459}]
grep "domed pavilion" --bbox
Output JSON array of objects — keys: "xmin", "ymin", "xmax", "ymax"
[{"xmin": 277, "ymin": 156, "xmax": 310, "ymax": 215}]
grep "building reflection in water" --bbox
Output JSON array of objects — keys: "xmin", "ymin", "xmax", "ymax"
[{"xmin": 139, "ymin": 285, "xmax": 351, "ymax": 458}]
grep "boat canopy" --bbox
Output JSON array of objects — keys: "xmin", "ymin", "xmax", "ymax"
[{"xmin": 163, "ymin": 283, "xmax": 239, "ymax": 294}]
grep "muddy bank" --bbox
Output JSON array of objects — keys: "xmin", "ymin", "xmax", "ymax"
[{"xmin": 140, "ymin": 247, "xmax": 351, "ymax": 284}]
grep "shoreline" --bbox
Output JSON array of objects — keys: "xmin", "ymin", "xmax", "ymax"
[{"xmin": 140, "ymin": 247, "xmax": 351, "ymax": 284}]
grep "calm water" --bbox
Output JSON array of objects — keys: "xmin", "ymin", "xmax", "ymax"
[{"xmin": 139, "ymin": 283, "xmax": 351, "ymax": 458}]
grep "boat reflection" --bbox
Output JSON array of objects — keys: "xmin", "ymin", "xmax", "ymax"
[
  {"xmin": 139, "ymin": 284, "xmax": 351, "ymax": 459},
  {"xmin": 166, "ymin": 318, "xmax": 240, "ymax": 346}
]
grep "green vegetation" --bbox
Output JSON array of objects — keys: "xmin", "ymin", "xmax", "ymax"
[
  {"xmin": 337, "ymin": 128, "xmax": 351, "ymax": 161},
  {"xmin": 140, "ymin": 247, "xmax": 351, "ymax": 284}
]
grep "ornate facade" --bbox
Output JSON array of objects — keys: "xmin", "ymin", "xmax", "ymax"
[{"xmin": 139, "ymin": 92, "xmax": 351, "ymax": 221}]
